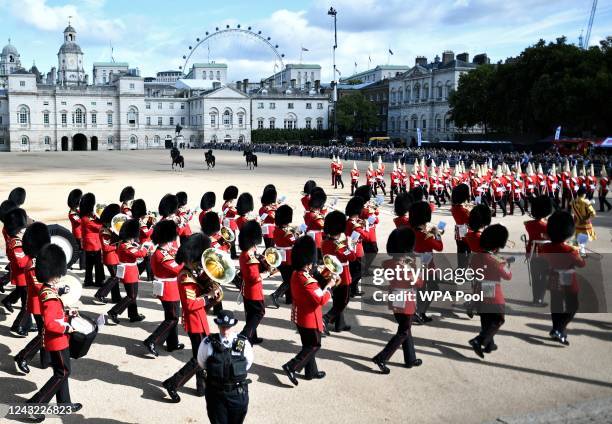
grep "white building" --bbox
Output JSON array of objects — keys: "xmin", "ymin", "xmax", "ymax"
[
  {"xmin": 339, "ymin": 65, "xmax": 409, "ymax": 85},
  {"xmin": 263, "ymin": 64, "xmax": 321, "ymax": 89},
  {"xmin": 251, "ymin": 87, "xmax": 328, "ymax": 131},
  {"xmin": 92, "ymin": 62, "xmax": 129, "ymax": 85}
]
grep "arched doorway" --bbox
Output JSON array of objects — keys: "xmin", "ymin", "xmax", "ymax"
[
  {"xmin": 60, "ymin": 136, "xmax": 68, "ymax": 151},
  {"xmin": 224, "ymin": 134, "xmax": 231, "ymax": 143},
  {"xmin": 73, "ymin": 133, "xmax": 87, "ymax": 151},
  {"xmin": 91, "ymin": 136, "xmax": 98, "ymax": 151},
  {"xmin": 164, "ymin": 137, "xmax": 173, "ymax": 149}
]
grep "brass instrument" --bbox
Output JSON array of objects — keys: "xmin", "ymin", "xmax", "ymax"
[
  {"xmin": 220, "ymin": 226, "xmax": 235, "ymax": 243},
  {"xmin": 95, "ymin": 203, "xmax": 107, "ymax": 219},
  {"xmin": 192, "ymin": 269, "xmax": 224, "ymax": 307},
  {"xmin": 319, "ymin": 254, "xmax": 343, "ymax": 286},
  {"xmin": 263, "ymin": 247, "xmax": 282, "ymax": 268},
  {"xmin": 111, "ymin": 213, "xmax": 130, "ymax": 235},
  {"xmin": 201, "ymin": 248, "xmax": 237, "ymax": 284}
]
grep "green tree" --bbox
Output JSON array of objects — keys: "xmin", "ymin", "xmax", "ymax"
[
  {"xmin": 449, "ymin": 64, "xmax": 496, "ymax": 133},
  {"xmin": 335, "ymin": 92, "xmax": 378, "ymax": 136}
]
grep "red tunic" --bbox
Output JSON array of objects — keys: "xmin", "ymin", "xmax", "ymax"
[
  {"xmin": 117, "ymin": 242, "xmax": 148, "ymax": 284},
  {"xmin": 236, "ymin": 215, "xmax": 250, "ymax": 232},
  {"xmin": 178, "ymin": 206, "xmax": 193, "ymax": 237},
  {"xmin": 321, "ymin": 237, "xmax": 356, "ymax": 286},
  {"xmin": 222, "ymin": 201, "xmax": 238, "ymax": 232},
  {"xmin": 539, "ymin": 242, "xmax": 585, "ymax": 295},
  {"xmin": 139, "ymin": 219, "xmax": 154, "ymax": 244},
  {"xmin": 524, "ymin": 219, "xmax": 548, "ymax": 255},
  {"xmin": 451, "ymin": 205, "xmax": 470, "ymax": 241},
  {"xmin": 100, "ymin": 228, "xmax": 119, "ymax": 266},
  {"xmin": 472, "ymin": 252, "xmax": 512, "ymax": 305},
  {"xmin": 7, "ymin": 236, "xmax": 28, "ymax": 287},
  {"xmin": 68, "ymin": 210, "xmax": 82, "ymax": 240},
  {"xmin": 290, "ymin": 269, "xmax": 331, "ymax": 331},
  {"xmin": 304, "ymin": 209, "xmax": 325, "ymax": 248},
  {"xmin": 259, "ymin": 204, "xmax": 277, "ymax": 238},
  {"xmin": 384, "ymin": 258, "xmax": 418, "ymax": 315},
  {"xmin": 26, "ymin": 258, "xmax": 42, "ymax": 315},
  {"xmin": 350, "ymin": 169, "xmax": 359, "ymax": 182},
  {"xmin": 177, "ymin": 270, "xmax": 210, "ymax": 335},
  {"xmin": 239, "ymin": 250, "xmax": 264, "ymax": 301},
  {"xmin": 345, "ymin": 217, "xmax": 369, "ymax": 258},
  {"xmin": 151, "ymin": 247, "xmax": 182, "ymax": 302},
  {"xmin": 360, "ymin": 205, "xmax": 379, "ymax": 244},
  {"xmin": 81, "ymin": 215, "xmax": 102, "ymax": 252},
  {"xmin": 464, "ymin": 230, "xmax": 482, "ymax": 252},
  {"xmin": 273, "ymin": 226, "xmax": 296, "ymax": 266},
  {"xmin": 39, "ymin": 286, "xmax": 69, "ymax": 351},
  {"xmin": 300, "ymin": 195, "xmax": 310, "ymax": 210},
  {"xmin": 210, "ymin": 232, "xmax": 230, "ymax": 253},
  {"xmin": 393, "ymin": 215, "xmax": 410, "ymax": 229}
]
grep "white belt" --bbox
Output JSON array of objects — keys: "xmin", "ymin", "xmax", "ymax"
[
  {"xmin": 119, "ymin": 262, "xmax": 137, "ymax": 267},
  {"xmin": 277, "ymin": 246, "xmax": 292, "ymax": 250},
  {"xmin": 340, "ymin": 262, "xmax": 349, "ymax": 266},
  {"xmin": 154, "ymin": 277, "xmax": 176, "ymax": 282}
]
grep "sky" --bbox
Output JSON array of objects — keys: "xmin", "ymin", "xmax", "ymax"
[{"xmin": 0, "ymin": 0, "xmax": 610, "ymax": 82}]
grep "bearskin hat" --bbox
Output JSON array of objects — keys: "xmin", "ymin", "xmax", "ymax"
[
  {"xmin": 394, "ymin": 192, "xmax": 413, "ymax": 217},
  {"xmin": 79, "ymin": 193, "xmax": 96, "ymax": 216},
  {"xmin": 201, "ymin": 211, "xmax": 221, "ymax": 236},
  {"xmin": 468, "ymin": 204, "xmax": 492, "ymax": 232},
  {"xmin": 324, "ymin": 210, "xmax": 346, "ymax": 236},
  {"xmin": 119, "ymin": 218, "xmax": 141, "ymax": 241},
  {"xmin": 35, "ymin": 244, "xmax": 67, "ymax": 283},
  {"xmin": 354, "ymin": 185, "xmax": 371, "ymax": 202},
  {"xmin": 291, "ymin": 235, "xmax": 317, "ymax": 270},
  {"xmin": 151, "ymin": 219, "xmax": 177, "ymax": 245},
  {"xmin": 176, "ymin": 233, "xmax": 210, "ymax": 265},
  {"xmin": 303, "ymin": 180, "xmax": 317, "ymax": 195},
  {"xmin": 200, "ymin": 192, "xmax": 216, "ymax": 211},
  {"xmin": 264, "ymin": 184, "xmax": 276, "ymax": 193},
  {"xmin": 0, "ymin": 199, "xmax": 17, "ymax": 223},
  {"xmin": 119, "ymin": 186, "xmax": 135, "ymax": 203},
  {"xmin": 100, "ymin": 204, "xmax": 121, "ymax": 226},
  {"xmin": 261, "ymin": 187, "xmax": 277, "ymax": 206},
  {"xmin": 236, "ymin": 193, "xmax": 254, "ymax": 216},
  {"xmin": 577, "ymin": 186, "xmax": 587, "ymax": 197},
  {"xmin": 451, "ymin": 184, "xmax": 470, "ymax": 205},
  {"xmin": 480, "ymin": 224, "xmax": 509, "ymax": 251},
  {"xmin": 345, "ymin": 196, "xmax": 365, "ymax": 217},
  {"xmin": 309, "ymin": 187, "xmax": 327, "ymax": 209},
  {"xmin": 131, "ymin": 199, "xmax": 147, "ymax": 220},
  {"xmin": 158, "ymin": 194, "xmax": 179, "ymax": 217},
  {"xmin": 275, "ymin": 204, "xmax": 293, "ymax": 226},
  {"xmin": 530, "ymin": 195, "xmax": 553, "ymax": 220},
  {"xmin": 223, "ymin": 185, "xmax": 239, "ymax": 201},
  {"xmin": 67, "ymin": 188, "xmax": 83, "ymax": 209},
  {"xmin": 238, "ymin": 220, "xmax": 262, "ymax": 251},
  {"xmin": 408, "ymin": 201, "xmax": 432, "ymax": 228},
  {"xmin": 4, "ymin": 208, "xmax": 27, "ymax": 236},
  {"xmin": 409, "ymin": 186, "xmax": 426, "ymax": 202},
  {"xmin": 22, "ymin": 222, "xmax": 51, "ymax": 258},
  {"xmin": 386, "ymin": 227, "xmax": 416, "ymax": 255},
  {"xmin": 547, "ymin": 211, "xmax": 575, "ymax": 243},
  {"xmin": 176, "ymin": 191, "xmax": 188, "ymax": 207},
  {"xmin": 8, "ymin": 187, "xmax": 26, "ymax": 206}
]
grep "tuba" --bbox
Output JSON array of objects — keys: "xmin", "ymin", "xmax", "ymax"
[
  {"xmin": 219, "ymin": 226, "xmax": 235, "ymax": 243},
  {"xmin": 319, "ymin": 254, "xmax": 343, "ymax": 286},
  {"xmin": 95, "ymin": 203, "xmax": 107, "ymax": 219},
  {"xmin": 111, "ymin": 213, "xmax": 130, "ymax": 235},
  {"xmin": 201, "ymin": 248, "xmax": 236, "ymax": 285},
  {"xmin": 263, "ymin": 247, "xmax": 282, "ymax": 268}
]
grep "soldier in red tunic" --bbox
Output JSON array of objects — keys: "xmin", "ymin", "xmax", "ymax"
[
  {"xmin": 508, "ymin": 169, "xmax": 525, "ymax": 215},
  {"xmin": 132, "ymin": 199, "xmax": 154, "ymax": 282},
  {"xmin": 270, "ymin": 205, "xmax": 297, "ymax": 307},
  {"xmin": 93, "ymin": 204, "xmax": 122, "ymax": 304},
  {"xmin": 143, "ymin": 220, "xmax": 185, "ymax": 357},
  {"xmin": 0, "ymin": 199, "xmax": 17, "ymax": 293},
  {"xmin": 469, "ymin": 224, "xmax": 513, "ymax": 358},
  {"xmin": 79, "ymin": 193, "xmax": 105, "ymax": 287},
  {"xmin": 304, "ymin": 188, "xmax": 327, "ymax": 258},
  {"xmin": 524, "ymin": 196, "xmax": 553, "ymax": 306},
  {"xmin": 464, "ymin": 205, "xmax": 492, "ymax": 253},
  {"xmin": 67, "ymin": 188, "xmax": 84, "ymax": 269},
  {"xmin": 350, "ymin": 163, "xmax": 360, "ymax": 195},
  {"xmin": 176, "ymin": 191, "xmax": 194, "ymax": 241},
  {"xmin": 345, "ymin": 196, "xmax": 370, "ymax": 297},
  {"xmin": 355, "ymin": 185, "xmax": 380, "ymax": 274},
  {"xmin": 202, "ymin": 211, "xmax": 231, "ymax": 253},
  {"xmin": 259, "ymin": 186, "xmax": 278, "ymax": 248},
  {"xmin": 372, "ymin": 227, "xmax": 423, "ymax": 374},
  {"xmin": 107, "ymin": 219, "xmax": 150, "ymax": 324},
  {"xmin": 282, "ymin": 236, "xmax": 336, "ymax": 385},
  {"xmin": 236, "ymin": 192, "xmax": 255, "ymax": 232},
  {"xmin": 598, "ymin": 167, "xmax": 611, "ymax": 212},
  {"xmin": 451, "ymin": 184, "xmax": 472, "ymax": 269},
  {"xmin": 334, "ymin": 157, "xmax": 345, "ymax": 189},
  {"xmin": 389, "ymin": 162, "xmax": 401, "ymax": 204},
  {"xmin": 301, "ymin": 180, "xmax": 317, "ymax": 210},
  {"xmin": 221, "ymin": 186, "xmax": 239, "ymax": 258},
  {"xmin": 198, "ymin": 191, "xmax": 216, "ymax": 228},
  {"xmin": 539, "ymin": 211, "xmax": 586, "ymax": 345},
  {"xmin": 27, "ymin": 244, "xmax": 82, "ymax": 413},
  {"xmin": 119, "ymin": 186, "xmax": 135, "ymax": 217},
  {"xmin": 393, "ymin": 192, "xmax": 412, "ymax": 229}
]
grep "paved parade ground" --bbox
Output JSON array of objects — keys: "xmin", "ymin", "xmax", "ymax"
[{"xmin": 1, "ymin": 149, "xmax": 611, "ymax": 424}]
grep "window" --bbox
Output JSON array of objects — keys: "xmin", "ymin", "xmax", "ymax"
[
  {"xmin": 284, "ymin": 119, "xmax": 296, "ymax": 130},
  {"xmin": 306, "ymin": 103, "xmax": 312, "ymax": 109},
  {"xmin": 181, "ymin": 117, "xmax": 185, "ymax": 126},
  {"xmin": 436, "ymin": 118, "xmax": 441, "ymax": 131},
  {"xmin": 154, "ymin": 135, "xmax": 160, "ymax": 145},
  {"xmin": 169, "ymin": 103, "xmax": 174, "ymax": 110},
  {"xmin": 210, "ymin": 114, "xmax": 217, "ymax": 127},
  {"xmin": 422, "ymin": 119, "xmax": 427, "ymax": 129},
  {"xmin": 169, "ymin": 117, "xmax": 174, "ymax": 126},
  {"xmin": 128, "ymin": 107, "xmax": 138, "ymax": 127},
  {"xmin": 202, "ymin": 71, "xmax": 207, "ymax": 80},
  {"xmin": 75, "ymin": 108, "xmax": 84, "ymax": 125},
  {"xmin": 405, "ymin": 119, "xmax": 409, "ymax": 130},
  {"xmin": 21, "ymin": 136, "xmax": 28, "ymax": 145},
  {"xmin": 158, "ymin": 117, "xmax": 163, "ymax": 126},
  {"xmin": 18, "ymin": 106, "xmax": 29, "ymax": 125},
  {"xmin": 91, "ymin": 101, "xmax": 96, "ymax": 106},
  {"xmin": 129, "ymin": 83, "xmax": 135, "ymax": 89},
  {"xmin": 0, "ymin": 137, "xmax": 4, "ymax": 145},
  {"xmin": 257, "ymin": 119, "xmax": 264, "ymax": 129},
  {"xmin": 288, "ymin": 103, "xmax": 294, "ymax": 109},
  {"xmin": 437, "ymin": 85, "xmax": 443, "ymax": 99},
  {"xmin": 209, "ymin": 71, "xmax": 213, "ymax": 80},
  {"xmin": 0, "ymin": 116, "xmax": 2, "ymax": 124},
  {"xmin": 91, "ymin": 113, "xmax": 97, "ymax": 125},
  {"xmin": 43, "ymin": 101, "xmax": 49, "ymax": 106},
  {"xmin": 180, "ymin": 103, "xmax": 185, "ymax": 110},
  {"xmin": 146, "ymin": 117, "xmax": 151, "ymax": 126},
  {"xmin": 216, "ymin": 71, "xmax": 220, "ymax": 80},
  {"xmin": 257, "ymin": 102, "xmax": 264, "ymax": 109},
  {"xmin": 269, "ymin": 119, "xmax": 275, "ymax": 130},
  {"xmin": 43, "ymin": 113, "xmax": 49, "ymax": 126},
  {"xmin": 158, "ymin": 103, "xmax": 162, "ymax": 110},
  {"xmin": 44, "ymin": 136, "xmax": 50, "ymax": 145},
  {"xmin": 238, "ymin": 114, "xmax": 244, "ymax": 128},
  {"xmin": 19, "ymin": 81, "xmax": 25, "ymax": 87},
  {"xmin": 269, "ymin": 103, "xmax": 276, "ymax": 110},
  {"xmin": 316, "ymin": 118, "xmax": 323, "ymax": 130},
  {"xmin": 61, "ymin": 113, "xmax": 67, "ymax": 127},
  {"xmin": 146, "ymin": 103, "xmax": 151, "ymax": 110},
  {"xmin": 61, "ymin": 101, "xmax": 67, "ymax": 106},
  {"xmin": 305, "ymin": 118, "xmax": 312, "ymax": 129},
  {"xmin": 317, "ymin": 103, "xmax": 323, "ymax": 109},
  {"xmin": 130, "ymin": 136, "xmax": 137, "ymax": 145},
  {"xmin": 107, "ymin": 113, "xmax": 113, "ymax": 126},
  {"xmin": 223, "ymin": 110, "xmax": 232, "ymax": 126},
  {"xmin": 107, "ymin": 102, "xmax": 112, "ymax": 106},
  {"xmin": 107, "ymin": 136, "xmax": 113, "ymax": 145}
]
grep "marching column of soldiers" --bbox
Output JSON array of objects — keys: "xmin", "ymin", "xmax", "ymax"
[{"xmin": 0, "ymin": 151, "xmax": 607, "ymax": 423}]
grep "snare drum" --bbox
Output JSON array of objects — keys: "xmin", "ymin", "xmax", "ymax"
[{"xmin": 69, "ymin": 314, "xmax": 98, "ymax": 359}]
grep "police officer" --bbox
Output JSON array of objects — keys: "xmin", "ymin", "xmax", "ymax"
[{"xmin": 197, "ymin": 310, "xmax": 253, "ymax": 424}]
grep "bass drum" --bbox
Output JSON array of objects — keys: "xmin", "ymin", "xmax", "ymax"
[
  {"xmin": 48, "ymin": 224, "xmax": 79, "ymax": 268},
  {"xmin": 69, "ymin": 314, "xmax": 99, "ymax": 359}
]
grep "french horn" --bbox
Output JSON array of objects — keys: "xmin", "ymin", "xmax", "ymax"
[
  {"xmin": 220, "ymin": 226, "xmax": 235, "ymax": 243},
  {"xmin": 95, "ymin": 203, "xmax": 107, "ymax": 219},
  {"xmin": 111, "ymin": 213, "xmax": 130, "ymax": 235},
  {"xmin": 201, "ymin": 248, "xmax": 236, "ymax": 284},
  {"xmin": 263, "ymin": 247, "xmax": 282, "ymax": 268}
]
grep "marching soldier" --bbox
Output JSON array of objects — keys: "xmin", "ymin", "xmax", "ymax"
[
  {"xmin": 270, "ymin": 205, "xmax": 297, "ymax": 307},
  {"xmin": 198, "ymin": 191, "xmax": 217, "ymax": 228},
  {"xmin": 221, "ymin": 186, "xmax": 239, "ymax": 258},
  {"xmin": 93, "ymin": 204, "xmax": 122, "ymax": 304},
  {"xmin": 177, "ymin": 191, "xmax": 194, "ymax": 241},
  {"xmin": 355, "ymin": 185, "xmax": 380, "ymax": 274},
  {"xmin": 79, "ymin": 193, "xmax": 105, "ymax": 287},
  {"xmin": 67, "ymin": 188, "xmax": 84, "ymax": 269},
  {"xmin": 119, "ymin": 186, "xmax": 135, "ymax": 216},
  {"xmin": 0, "ymin": 199, "xmax": 17, "ymax": 293},
  {"xmin": 561, "ymin": 160, "xmax": 572, "ymax": 210},
  {"xmin": 375, "ymin": 157, "xmax": 386, "ymax": 195},
  {"xmin": 571, "ymin": 187, "xmax": 596, "ymax": 241},
  {"xmin": 508, "ymin": 168, "xmax": 526, "ymax": 215},
  {"xmin": 524, "ymin": 196, "xmax": 553, "ymax": 306},
  {"xmin": 393, "ymin": 192, "xmax": 412, "ymax": 228},
  {"xmin": 304, "ymin": 188, "xmax": 327, "ymax": 259},
  {"xmin": 330, "ymin": 156, "xmax": 337, "ymax": 186},
  {"xmin": 259, "ymin": 186, "xmax": 278, "ymax": 248},
  {"xmin": 451, "ymin": 184, "xmax": 472, "ymax": 269},
  {"xmin": 202, "ymin": 211, "xmax": 231, "ymax": 253},
  {"xmin": 389, "ymin": 162, "xmax": 400, "ymax": 204},
  {"xmin": 236, "ymin": 192, "xmax": 255, "ymax": 232},
  {"xmin": 366, "ymin": 162, "xmax": 376, "ymax": 195},
  {"xmin": 464, "ymin": 204, "xmax": 492, "ymax": 253},
  {"xmin": 598, "ymin": 167, "xmax": 611, "ymax": 212},
  {"xmin": 132, "ymin": 199, "xmax": 154, "ymax": 282},
  {"xmin": 350, "ymin": 162, "xmax": 360, "ymax": 195},
  {"xmin": 345, "ymin": 197, "xmax": 370, "ymax": 297},
  {"xmin": 334, "ymin": 157, "xmax": 345, "ymax": 189},
  {"xmin": 491, "ymin": 166, "xmax": 507, "ymax": 216},
  {"xmin": 301, "ymin": 180, "xmax": 317, "ymax": 211}
]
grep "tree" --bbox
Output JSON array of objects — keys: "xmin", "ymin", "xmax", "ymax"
[
  {"xmin": 335, "ymin": 92, "xmax": 378, "ymax": 136},
  {"xmin": 449, "ymin": 64, "xmax": 496, "ymax": 133}
]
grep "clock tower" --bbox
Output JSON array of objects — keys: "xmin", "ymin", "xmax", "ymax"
[{"xmin": 57, "ymin": 23, "xmax": 85, "ymax": 85}]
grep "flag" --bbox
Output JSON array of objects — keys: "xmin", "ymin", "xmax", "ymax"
[
  {"xmin": 335, "ymin": 68, "xmax": 342, "ymax": 76},
  {"xmin": 301, "ymin": 47, "xmax": 309, "ymax": 52},
  {"xmin": 388, "ymin": 49, "xmax": 394, "ymax": 55},
  {"xmin": 369, "ymin": 56, "xmax": 372, "ymax": 63},
  {"xmin": 554, "ymin": 126, "xmax": 561, "ymax": 140},
  {"xmin": 417, "ymin": 128, "xmax": 422, "ymax": 147},
  {"xmin": 354, "ymin": 61, "xmax": 357, "ymax": 67}
]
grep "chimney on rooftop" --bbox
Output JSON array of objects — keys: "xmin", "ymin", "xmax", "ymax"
[
  {"xmin": 415, "ymin": 56, "xmax": 427, "ymax": 67},
  {"xmin": 456, "ymin": 52, "xmax": 469, "ymax": 63},
  {"xmin": 442, "ymin": 50, "xmax": 455, "ymax": 64}
]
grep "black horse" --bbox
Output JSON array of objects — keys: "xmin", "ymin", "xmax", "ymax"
[
  {"xmin": 170, "ymin": 148, "xmax": 184, "ymax": 170},
  {"xmin": 243, "ymin": 150, "xmax": 257, "ymax": 170},
  {"xmin": 204, "ymin": 149, "xmax": 216, "ymax": 169}
]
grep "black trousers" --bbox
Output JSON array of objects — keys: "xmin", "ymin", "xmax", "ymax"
[
  {"xmin": 389, "ymin": 185, "xmax": 399, "ymax": 203},
  {"xmin": 109, "ymin": 282, "xmax": 140, "ymax": 319},
  {"xmin": 508, "ymin": 197, "xmax": 525, "ymax": 215},
  {"xmin": 241, "ymin": 299, "xmax": 265, "ymax": 343},
  {"xmin": 599, "ymin": 194, "xmax": 611, "ymax": 212},
  {"xmin": 75, "ymin": 238, "xmax": 85, "ymax": 270},
  {"xmin": 476, "ymin": 313, "xmax": 505, "ymax": 349},
  {"xmin": 137, "ymin": 256, "xmax": 153, "ymax": 282},
  {"xmin": 334, "ymin": 174, "xmax": 345, "ymax": 189},
  {"xmin": 349, "ymin": 260, "xmax": 362, "ymax": 296},
  {"xmin": 325, "ymin": 284, "xmax": 350, "ymax": 331},
  {"xmin": 561, "ymin": 188, "xmax": 572, "ymax": 210},
  {"xmin": 95, "ymin": 265, "xmax": 121, "ymax": 302},
  {"xmin": 272, "ymin": 264, "xmax": 292, "ymax": 303},
  {"xmin": 263, "ymin": 237, "xmax": 274, "ymax": 249},
  {"xmin": 350, "ymin": 180, "xmax": 358, "ymax": 195},
  {"xmin": 84, "ymin": 250, "xmax": 105, "ymax": 286},
  {"xmin": 28, "ymin": 348, "xmax": 71, "ymax": 404},
  {"xmin": 550, "ymin": 290, "xmax": 579, "ymax": 335},
  {"xmin": 529, "ymin": 257, "xmax": 548, "ymax": 303},
  {"xmin": 8, "ymin": 286, "xmax": 32, "ymax": 333},
  {"xmin": 492, "ymin": 197, "xmax": 507, "ymax": 216},
  {"xmin": 146, "ymin": 300, "xmax": 180, "ymax": 348},
  {"xmin": 164, "ymin": 332, "xmax": 205, "ymax": 391},
  {"xmin": 205, "ymin": 386, "xmax": 249, "ymax": 424},
  {"xmin": 416, "ymin": 278, "xmax": 440, "ymax": 315},
  {"xmin": 456, "ymin": 239, "xmax": 470, "ymax": 270},
  {"xmin": 16, "ymin": 314, "xmax": 50, "ymax": 367},
  {"xmin": 374, "ymin": 313, "xmax": 417, "ymax": 365},
  {"xmin": 362, "ymin": 240, "xmax": 378, "ymax": 274},
  {"xmin": 286, "ymin": 326, "xmax": 321, "ymax": 378}
]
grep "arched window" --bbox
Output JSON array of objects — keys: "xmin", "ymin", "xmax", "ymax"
[
  {"xmin": 445, "ymin": 81, "xmax": 452, "ymax": 98},
  {"xmin": 209, "ymin": 71, "xmax": 213, "ymax": 80},
  {"xmin": 398, "ymin": 90, "xmax": 403, "ymax": 103},
  {"xmin": 238, "ymin": 135, "xmax": 245, "ymax": 143},
  {"xmin": 216, "ymin": 71, "xmax": 220, "ymax": 80},
  {"xmin": 18, "ymin": 106, "xmax": 29, "ymax": 125},
  {"xmin": 414, "ymin": 84, "xmax": 420, "ymax": 101},
  {"xmin": 284, "ymin": 113, "xmax": 297, "ymax": 130},
  {"xmin": 411, "ymin": 114, "xmax": 418, "ymax": 130},
  {"xmin": 237, "ymin": 112, "xmax": 244, "ymax": 128},
  {"xmin": 154, "ymin": 135, "xmax": 160, "ymax": 145},
  {"xmin": 211, "ymin": 135, "xmax": 218, "ymax": 143},
  {"xmin": 437, "ymin": 83, "xmax": 443, "ymax": 99},
  {"xmin": 130, "ymin": 135, "xmax": 137, "ymax": 145},
  {"xmin": 316, "ymin": 118, "xmax": 323, "ymax": 130},
  {"xmin": 21, "ymin": 136, "xmax": 29, "ymax": 145},
  {"xmin": 75, "ymin": 108, "xmax": 84, "ymax": 125},
  {"xmin": 202, "ymin": 71, "xmax": 207, "ymax": 80},
  {"xmin": 223, "ymin": 110, "xmax": 232, "ymax": 127},
  {"xmin": 435, "ymin": 114, "xmax": 442, "ymax": 131},
  {"xmin": 391, "ymin": 89, "xmax": 396, "ymax": 104},
  {"xmin": 44, "ymin": 136, "xmax": 51, "ymax": 145},
  {"xmin": 422, "ymin": 84, "xmax": 429, "ymax": 101},
  {"xmin": 107, "ymin": 136, "xmax": 113, "ymax": 145},
  {"xmin": 128, "ymin": 106, "xmax": 138, "ymax": 127},
  {"xmin": 421, "ymin": 115, "xmax": 427, "ymax": 130},
  {"xmin": 405, "ymin": 86, "xmax": 411, "ymax": 103}
]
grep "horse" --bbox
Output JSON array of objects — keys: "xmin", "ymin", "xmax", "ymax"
[
  {"xmin": 243, "ymin": 150, "xmax": 257, "ymax": 170},
  {"xmin": 204, "ymin": 149, "xmax": 216, "ymax": 169},
  {"xmin": 172, "ymin": 154, "xmax": 184, "ymax": 171}
]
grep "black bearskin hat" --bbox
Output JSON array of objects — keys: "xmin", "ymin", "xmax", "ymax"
[
  {"xmin": 309, "ymin": 187, "xmax": 327, "ymax": 209},
  {"xmin": 67, "ymin": 188, "xmax": 83, "ymax": 209},
  {"xmin": 291, "ymin": 235, "xmax": 317, "ymax": 270},
  {"xmin": 119, "ymin": 186, "xmax": 135, "ymax": 203},
  {"xmin": 119, "ymin": 218, "xmax": 140, "ymax": 241},
  {"xmin": 35, "ymin": 244, "xmax": 67, "ymax": 284},
  {"xmin": 79, "ymin": 193, "xmax": 96, "ymax": 216},
  {"xmin": 8, "ymin": 187, "xmax": 26, "ymax": 206},
  {"xmin": 158, "ymin": 194, "xmax": 179, "ymax": 217},
  {"xmin": 345, "ymin": 196, "xmax": 365, "ymax": 217},
  {"xmin": 200, "ymin": 192, "xmax": 216, "ymax": 210},
  {"xmin": 354, "ymin": 185, "xmax": 371, "ymax": 202},
  {"xmin": 468, "ymin": 204, "xmax": 492, "ymax": 232},
  {"xmin": 236, "ymin": 193, "xmax": 254, "ymax": 216},
  {"xmin": 261, "ymin": 187, "xmax": 277, "ymax": 206},
  {"xmin": 394, "ymin": 192, "xmax": 413, "ymax": 217},
  {"xmin": 4, "ymin": 208, "xmax": 28, "ymax": 236},
  {"xmin": 223, "ymin": 185, "xmax": 239, "ymax": 201},
  {"xmin": 0, "ymin": 199, "xmax": 17, "ymax": 223},
  {"xmin": 201, "ymin": 211, "xmax": 221, "ymax": 236},
  {"xmin": 451, "ymin": 184, "xmax": 470, "ymax": 205},
  {"xmin": 480, "ymin": 224, "xmax": 509, "ymax": 251},
  {"xmin": 547, "ymin": 211, "xmax": 575, "ymax": 243},
  {"xmin": 176, "ymin": 191, "xmax": 188, "ymax": 207},
  {"xmin": 530, "ymin": 195, "xmax": 553, "ymax": 220},
  {"xmin": 386, "ymin": 227, "xmax": 416, "ymax": 255},
  {"xmin": 151, "ymin": 220, "xmax": 177, "ymax": 245},
  {"xmin": 409, "ymin": 186, "xmax": 426, "ymax": 202},
  {"xmin": 100, "ymin": 204, "xmax": 121, "ymax": 226},
  {"xmin": 264, "ymin": 184, "xmax": 276, "ymax": 193},
  {"xmin": 275, "ymin": 204, "xmax": 293, "ymax": 226},
  {"xmin": 238, "ymin": 220, "xmax": 262, "ymax": 251},
  {"xmin": 22, "ymin": 222, "xmax": 50, "ymax": 258},
  {"xmin": 408, "ymin": 201, "xmax": 432, "ymax": 228},
  {"xmin": 131, "ymin": 199, "xmax": 147, "ymax": 220},
  {"xmin": 176, "ymin": 233, "xmax": 210, "ymax": 265},
  {"xmin": 303, "ymin": 180, "xmax": 317, "ymax": 195},
  {"xmin": 323, "ymin": 210, "xmax": 346, "ymax": 236}
]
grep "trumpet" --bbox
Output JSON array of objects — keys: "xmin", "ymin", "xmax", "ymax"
[
  {"xmin": 95, "ymin": 203, "xmax": 107, "ymax": 219},
  {"xmin": 219, "ymin": 226, "xmax": 235, "ymax": 243},
  {"xmin": 201, "ymin": 248, "xmax": 237, "ymax": 285},
  {"xmin": 287, "ymin": 224, "xmax": 306, "ymax": 237},
  {"xmin": 142, "ymin": 211, "xmax": 159, "ymax": 226},
  {"xmin": 111, "ymin": 213, "xmax": 130, "ymax": 236}
]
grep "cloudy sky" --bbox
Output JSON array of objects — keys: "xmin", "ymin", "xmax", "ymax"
[{"xmin": 1, "ymin": 0, "xmax": 610, "ymax": 82}]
